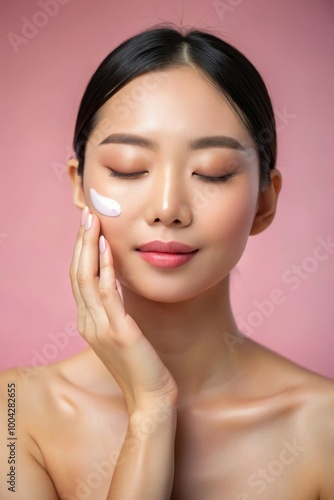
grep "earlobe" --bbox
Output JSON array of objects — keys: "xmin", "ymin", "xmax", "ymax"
[
  {"xmin": 249, "ymin": 169, "xmax": 283, "ymax": 236},
  {"xmin": 67, "ymin": 157, "xmax": 86, "ymax": 210}
]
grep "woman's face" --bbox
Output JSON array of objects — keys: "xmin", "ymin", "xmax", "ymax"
[{"xmin": 82, "ymin": 66, "xmax": 261, "ymax": 302}]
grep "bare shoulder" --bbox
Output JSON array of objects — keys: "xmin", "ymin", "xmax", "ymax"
[
  {"xmin": 0, "ymin": 362, "xmax": 63, "ymax": 459},
  {"xmin": 249, "ymin": 339, "xmax": 334, "ymax": 499},
  {"xmin": 0, "ymin": 365, "xmax": 44, "ymax": 429},
  {"xmin": 0, "ymin": 350, "xmax": 125, "ymax": 498},
  {"xmin": 0, "ymin": 350, "xmax": 121, "ymax": 429},
  {"xmin": 247, "ymin": 337, "xmax": 334, "ymax": 390},
  {"xmin": 294, "ymin": 364, "xmax": 334, "ymax": 500},
  {"xmin": 253, "ymin": 337, "xmax": 334, "ymax": 408},
  {"xmin": 296, "ymin": 369, "xmax": 334, "ymax": 500},
  {"xmin": 0, "ymin": 365, "xmax": 60, "ymax": 498},
  {"xmin": 0, "ymin": 349, "xmax": 118, "ymax": 455}
]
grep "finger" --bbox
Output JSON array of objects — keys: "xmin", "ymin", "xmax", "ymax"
[
  {"xmin": 76, "ymin": 213, "xmax": 106, "ymax": 320},
  {"xmin": 70, "ymin": 209, "xmax": 100, "ymax": 338},
  {"xmin": 98, "ymin": 235, "xmax": 128, "ymax": 330},
  {"xmin": 69, "ymin": 219, "xmax": 87, "ymax": 323},
  {"xmin": 115, "ymin": 279, "xmax": 124, "ymax": 304}
]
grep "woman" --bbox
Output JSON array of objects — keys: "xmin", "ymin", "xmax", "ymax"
[{"xmin": 0, "ymin": 24, "xmax": 333, "ymax": 500}]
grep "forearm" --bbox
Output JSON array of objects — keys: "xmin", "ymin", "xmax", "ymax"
[{"xmin": 106, "ymin": 404, "xmax": 177, "ymax": 499}]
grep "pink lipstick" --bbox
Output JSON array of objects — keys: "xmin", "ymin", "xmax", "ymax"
[{"xmin": 135, "ymin": 240, "xmax": 198, "ymax": 268}]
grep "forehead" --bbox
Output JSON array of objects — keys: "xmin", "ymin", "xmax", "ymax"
[{"xmin": 94, "ymin": 67, "xmax": 254, "ymax": 148}]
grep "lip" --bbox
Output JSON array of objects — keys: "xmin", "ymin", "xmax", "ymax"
[
  {"xmin": 136, "ymin": 250, "xmax": 198, "ymax": 268},
  {"xmin": 136, "ymin": 240, "xmax": 197, "ymax": 253},
  {"xmin": 135, "ymin": 240, "xmax": 199, "ymax": 268}
]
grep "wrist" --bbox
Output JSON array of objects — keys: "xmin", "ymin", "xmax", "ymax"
[
  {"xmin": 127, "ymin": 391, "xmax": 179, "ymax": 416},
  {"xmin": 129, "ymin": 399, "xmax": 178, "ymax": 428}
]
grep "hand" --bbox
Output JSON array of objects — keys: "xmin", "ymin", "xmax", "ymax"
[{"xmin": 69, "ymin": 207, "xmax": 179, "ymax": 414}]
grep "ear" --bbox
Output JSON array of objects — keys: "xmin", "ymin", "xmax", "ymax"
[
  {"xmin": 249, "ymin": 168, "xmax": 283, "ymax": 236},
  {"xmin": 67, "ymin": 158, "xmax": 86, "ymax": 210}
]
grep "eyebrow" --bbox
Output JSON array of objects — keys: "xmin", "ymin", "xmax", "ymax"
[{"xmin": 98, "ymin": 133, "xmax": 246, "ymax": 152}]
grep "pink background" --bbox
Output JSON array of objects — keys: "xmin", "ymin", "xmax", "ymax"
[{"xmin": 0, "ymin": 0, "xmax": 333, "ymax": 377}]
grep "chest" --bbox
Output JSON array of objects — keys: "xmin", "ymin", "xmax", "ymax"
[
  {"xmin": 170, "ymin": 413, "xmax": 314, "ymax": 499},
  {"xmin": 41, "ymin": 405, "xmax": 316, "ymax": 500}
]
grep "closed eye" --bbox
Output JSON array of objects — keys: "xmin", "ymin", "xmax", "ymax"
[
  {"xmin": 108, "ymin": 170, "xmax": 146, "ymax": 179},
  {"xmin": 195, "ymin": 173, "xmax": 235, "ymax": 183},
  {"xmin": 107, "ymin": 169, "xmax": 236, "ymax": 183}
]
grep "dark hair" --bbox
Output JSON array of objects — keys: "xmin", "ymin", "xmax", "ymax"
[{"xmin": 73, "ymin": 24, "xmax": 277, "ymax": 188}]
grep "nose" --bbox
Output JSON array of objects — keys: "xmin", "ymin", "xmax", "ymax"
[{"xmin": 145, "ymin": 166, "xmax": 192, "ymax": 227}]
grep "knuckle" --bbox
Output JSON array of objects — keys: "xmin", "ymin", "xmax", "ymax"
[
  {"xmin": 69, "ymin": 269, "xmax": 77, "ymax": 284},
  {"xmin": 99, "ymin": 260, "xmax": 110, "ymax": 270},
  {"xmin": 76, "ymin": 272, "xmax": 89, "ymax": 288},
  {"xmin": 98, "ymin": 284, "xmax": 112, "ymax": 298}
]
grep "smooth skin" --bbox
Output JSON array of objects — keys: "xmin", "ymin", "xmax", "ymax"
[{"xmin": 1, "ymin": 66, "xmax": 334, "ymax": 499}]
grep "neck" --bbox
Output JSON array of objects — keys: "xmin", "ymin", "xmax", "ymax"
[{"xmin": 120, "ymin": 274, "xmax": 248, "ymax": 406}]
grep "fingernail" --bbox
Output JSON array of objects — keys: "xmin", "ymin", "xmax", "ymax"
[
  {"xmin": 85, "ymin": 213, "xmax": 92, "ymax": 230},
  {"xmin": 81, "ymin": 206, "xmax": 89, "ymax": 226},
  {"xmin": 99, "ymin": 235, "xmax": 106, "ymax": 253}
]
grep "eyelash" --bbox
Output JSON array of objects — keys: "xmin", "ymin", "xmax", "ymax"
[{"xmin": 108, "ymin": 170, "xmax": 235, "ymax": 183}]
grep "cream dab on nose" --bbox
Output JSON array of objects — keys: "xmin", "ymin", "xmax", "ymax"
[{"xmin": 89, "ymin": 188, "xmax": 121, "ymax": 217}]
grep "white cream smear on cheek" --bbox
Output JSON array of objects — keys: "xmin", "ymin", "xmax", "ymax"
[{"xmin": 89, "ymin": 188, "xmax": 121, "ymax": 217}]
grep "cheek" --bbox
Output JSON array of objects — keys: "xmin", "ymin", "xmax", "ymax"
[
  {"xmin": 90, "ymin": 184, "xmax": 146, "ymax": 220},
  {"xmin": 200, "ymin": 184, "xmax": 257, "ymax": 246},
  {"xmin": 89, "ymin": 188, "xmax": 121, "ymax": 217},
  {"xmin": 97, "ymin": 217, "xmax": 135, "ymax": 285},
  {"xmin": 95, "ymin": 202, "xmax": 138, "ymax": 273},
  {"xmin": 97, "ymin": 209, "xmax": 134, "ymax": 250}
]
